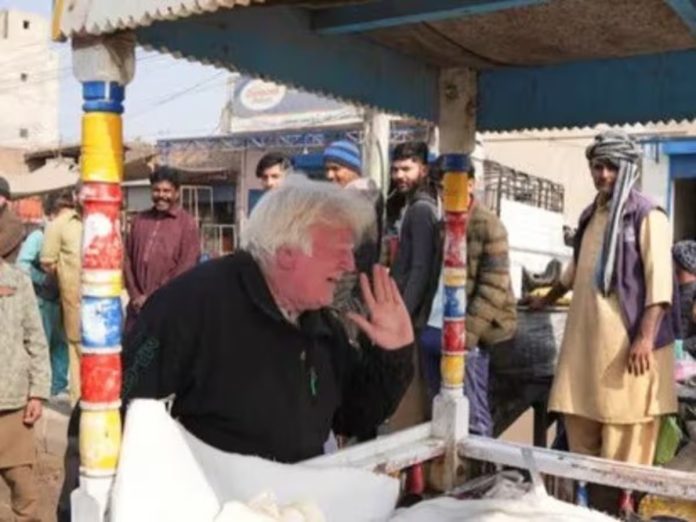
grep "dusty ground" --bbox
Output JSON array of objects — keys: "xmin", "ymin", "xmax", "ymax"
[{"xmin": 0, "ymin": 399, "xmax": 69, "ymax": 522}]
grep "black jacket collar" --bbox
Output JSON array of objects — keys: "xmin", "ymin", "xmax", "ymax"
[{"xmin": 236, "ymin": 251, "xmax": 334, "ymax": 338}]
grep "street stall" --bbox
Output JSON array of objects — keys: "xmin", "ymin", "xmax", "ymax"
[{"xmin": 52, "ymin": 0, "xmax": 696, "ymax": 520}]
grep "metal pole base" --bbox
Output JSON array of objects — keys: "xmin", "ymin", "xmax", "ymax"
[
  {"xmin": 431, "ymin": 392, "xmax": 469, "ymax": 491},
  {"xmin": 71, "ymin": 475, "xmax": 113, "ymax": 522}
]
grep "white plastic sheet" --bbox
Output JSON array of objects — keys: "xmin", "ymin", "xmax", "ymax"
[
  {"xmin": 389, "ymin": 493, "xmax": 618, "ymax": 522},
  {"xmin": 110, "ymin": 400, "xmax": 220, "ymax": 522},
  {"xmin": 183, "ymin": 428, "xmax": 400, "ymax": 522},
  {"xmin": 110, "ymin": 399, "xmax": 399, "ymax": 522}
]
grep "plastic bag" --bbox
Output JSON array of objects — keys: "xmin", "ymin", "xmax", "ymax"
[{"xmin": 654, "ymin": 415, "xmax": 683, "ymax": 466}]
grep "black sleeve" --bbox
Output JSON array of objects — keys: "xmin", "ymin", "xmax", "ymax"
[
  {"xmin": 400, "ymin": 202, "xmax": 438, "ymax": 316},
  {"xmin": 121, "ymin": 282, "xmax": 200, "ymax": 403},
  {"xmin": 332, "ymin": 323, "xmax": 414, "ymax": 439}
]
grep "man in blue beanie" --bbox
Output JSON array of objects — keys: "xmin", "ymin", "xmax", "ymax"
[
  {"xmin": 324, "ymin": 140, "xmax": 362, "ymax": 187},
  {"xmin": 323, "ymin": 140, "xmax": 384, "ymax": 354}
]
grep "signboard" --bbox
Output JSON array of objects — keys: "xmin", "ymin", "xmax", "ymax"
[
  {"xmin": 238, "ymin": 80, "xmax": 287, "ymax": 112},
  {"xmin": 232, "ymin": 77, "xmax": 351, "ymax": 119}
]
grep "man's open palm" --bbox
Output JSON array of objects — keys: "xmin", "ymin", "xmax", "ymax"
[{"xmin": 347, "ymin": 266, "xmax": 414, "ymax": 350}]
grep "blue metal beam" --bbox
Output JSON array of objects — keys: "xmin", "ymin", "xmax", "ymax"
[
  {"xmin": 312, "ymin": 0, "xmax": 550, "ymax": 35},
  {"xmin": 663, "ymin": 0, "xmax": 696, "ymax": 37},
  {"xmin": 671, "ymin": 155, "xmax": 696, "ymax": 179},
  {"xmin": 136, "ymin": 6, "xmax": 438, "ymax": 121},
  {"xmin": 663, "ymin": 139, "xmax": 696, "ymax": 155},
  {"xmin": 478, "ymin": 49, "xmax": 696, "ymax": 131}
]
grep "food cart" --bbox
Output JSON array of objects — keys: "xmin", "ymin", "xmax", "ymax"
[{"xmin": 51, "ymin": 0, "xmax": 696, "ymax": 519}]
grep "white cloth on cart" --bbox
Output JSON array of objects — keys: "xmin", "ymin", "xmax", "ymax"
[
  {"xmin": 110, "ymin": 399, "xmax": 399, "ymax": 522},
  {"xmin": 389, "ymin": 493, "xmax": 618, "ymax": 521}
]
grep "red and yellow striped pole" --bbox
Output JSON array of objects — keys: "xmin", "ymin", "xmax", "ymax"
[{"xmin": 76, "ymin": 81, "xmax": 125, "ymax": 517}]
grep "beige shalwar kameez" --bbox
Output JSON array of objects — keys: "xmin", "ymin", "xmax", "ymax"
[
  {"xmin": 548, "ymin": 202, "xmax": 677, "ymax": 465},
  {"xmin": 41, "ymin": 208, "xmax": 82, "ymax": 405}
]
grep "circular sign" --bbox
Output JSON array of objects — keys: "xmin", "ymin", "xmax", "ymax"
[{"xmin": 239, "ymin": 80, "xmax": 287, "ymax": 112}]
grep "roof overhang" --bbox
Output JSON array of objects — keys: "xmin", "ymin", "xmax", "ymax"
[
  {"xmin": 53, "ymin": 0, "xmax": 696, "ymax": 131},
  {"xmin": 52, "ymin": 0, "xmax": 265, "ymax": 40}
]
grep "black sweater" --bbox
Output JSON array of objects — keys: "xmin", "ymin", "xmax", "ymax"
[
  {"xmin": 390, "ymin": 190, "xmax": 439, "ymax": 326},
  {"xmin": 121, "ymin": 251, "xmax": 413, "ymax": 463}
]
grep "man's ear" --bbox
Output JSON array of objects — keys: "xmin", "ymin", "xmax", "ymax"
[{"xmin": 276, "ymin": 246, "xmax": 298, "ymax": 271}]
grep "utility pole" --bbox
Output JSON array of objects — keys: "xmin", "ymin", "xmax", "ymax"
[{"xmin": 219, "ymin": 74, "xmax": 238, "ymax": 135}]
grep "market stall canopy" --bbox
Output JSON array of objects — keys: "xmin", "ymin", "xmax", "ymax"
[
  {"xmin": 53, "ymin": 0, "xmax": 696, "ymax": 130},
  {"xmin": 5, "ymin": 159, "xmax": 79, "ymax": 198}
]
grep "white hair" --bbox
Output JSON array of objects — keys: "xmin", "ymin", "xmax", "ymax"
[{"xmin": 241, "ymin": 173, "xmax": 374, "ymax": 265}]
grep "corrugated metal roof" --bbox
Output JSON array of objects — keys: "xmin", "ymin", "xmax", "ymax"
[{"xmin": 53, "ymin": 0, "xmax": 265, "ymax": 39}]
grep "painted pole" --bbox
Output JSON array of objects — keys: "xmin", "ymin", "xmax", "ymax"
[
  {"xmin": 68, "ymin": 33, "xmax": 134, "ymax": 520},
  {"xmin": 430, "ymin": 153, "xmax": 471, "ymax": 492},
  {"xmin": 71, "ymin": 81, "xmax": 126, "ymax": 521},
  {"xmin": 440, "ymin": 153, "xmax": 470, "ymax": 393}
]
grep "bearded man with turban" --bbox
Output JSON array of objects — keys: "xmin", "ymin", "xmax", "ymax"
[{"xmin": 530, "ymin": 131, "xmax": 679, "ymax": 474}]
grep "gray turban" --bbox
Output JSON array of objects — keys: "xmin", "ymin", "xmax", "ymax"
[
  {"xmin": 586, "ymin": 130, "xmax": 643, "ymax": 296},
  {"xmin": 673, "ymin": 240, "xmax": 696, "ymax": 275},
  {"xmin": 586, "ymin": 130, "xmax": 642, "ymax": 167}
]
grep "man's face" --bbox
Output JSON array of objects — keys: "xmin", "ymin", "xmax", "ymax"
[
  {"xmin": 260, "ymin": 164, "xmax": 285, "ymax": 191},
  {"xmin": 325, "ymin": 162, "xmax": 359, "ymax": 188},
  {"xmin": 151, "ymin": 180, "xmax": 178, "ymax": 212},
  {"xmin": 590, "ymin": 160, "xmax": 619, "ymax": 196},
  {"xmin": 391, "ymin": 158, "xmax": 426, "ymax": 194},
  {"xmin": 283, "ymin": 225, "xmax": 355, "ymax": 311},
  {"xmin": 0, "ymin": 195, "xmax": 6, "ymax": 208}
]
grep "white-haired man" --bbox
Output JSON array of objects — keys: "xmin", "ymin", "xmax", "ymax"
[
  {"xmin": 58, "ymin": 176, "xmax": 414, "ymax": 518},
  {"xmin": 122, "ymin": 175, "xmax": 414, "ymax": 460}
]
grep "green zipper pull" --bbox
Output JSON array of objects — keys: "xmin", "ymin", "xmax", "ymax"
[{"xmin": 309, "ymin": 367, "xmax": 318, "ymax": 397}]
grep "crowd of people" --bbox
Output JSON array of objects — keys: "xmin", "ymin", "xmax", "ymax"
[{"xmin": 0, "ymin": 129, "xmax": 695, "ymax": 519}]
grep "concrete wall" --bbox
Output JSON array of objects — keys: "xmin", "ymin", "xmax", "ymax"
[
  {"xmin": 483, "ymin": 123, "xmax": 696, "ymax": 227},
  {"xmin": 481, "ymin": 129, "xmax": 598, "ymax": 225},
  {"xmin": 0, "ymin": 10, "xmax": 59, "ymax": 148},
  {"xmin": 640, "ymin": 142, "xmax": 670, "ymax": 209}
]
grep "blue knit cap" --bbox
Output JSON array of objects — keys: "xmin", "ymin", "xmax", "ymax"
[{"xmin": 323, "ymin": 140, "xmax": 362, "ymax": 175}]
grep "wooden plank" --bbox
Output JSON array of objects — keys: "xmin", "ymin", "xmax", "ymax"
[
  {"xmin": 459, "ymin": 436, "xmax": 696, "ymax": 500},
  {"xmin": 304, "ymin": 423, "xmax": 445, "ymax": 473},
  {"xmin": 438, "ymin": 68, "xmax": 477, "ymax": 153}
]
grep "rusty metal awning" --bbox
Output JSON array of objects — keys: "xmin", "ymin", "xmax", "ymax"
[{"xmin": 5, "ymin": 160, "xmax": 79, "ymax": 198}]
